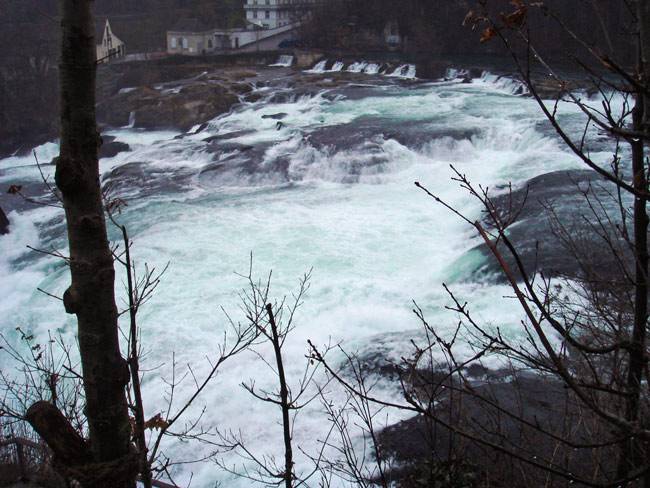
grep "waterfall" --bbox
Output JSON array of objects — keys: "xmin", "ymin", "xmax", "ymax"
[
  {"xmin": 478, "ymin": 71, "xmax": 529, "ymax": 96},
  {"xmin": 330, "ymin": 61, "xmax": 344, "ymax": 72},
  {"xmin": 404, "ymin": 64, "xmax": 417, "ymax": 79},
  {"xmin": 363, "ymin": 63, "xmax": 380, "ymax": 75},
  {"xmin": 347, "ymin": 61, "xmax": 368, "ymax": 73},
  {"xmin": 270, "ymin": 55, "xmax": 294, "ymax": 67},
  {"xmin": 388, "ymin": 64, "xmax": 417, "ymax": 79},
  {"xmin": 306, "ymin": 60, "xmax": 328, "ymax": 73},
  {"xmin": 127, "ymin": 111, "xmax": 136, "ymax": 128},
  {"xmin": 445, "ymin": 68, "xmax": 469, "ymax": 80}
]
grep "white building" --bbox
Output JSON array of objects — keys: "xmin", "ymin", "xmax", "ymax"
[
  {"xmin": 167, "ymin": 1, "xmax": 319, "ymax": 55},
  {"xmin": 96, "ymin": 19, "xmax": 125, "ymax": 63},
  {"xmin": 244, "ymin": 0, "xmax": 312, "ymax": 30}
]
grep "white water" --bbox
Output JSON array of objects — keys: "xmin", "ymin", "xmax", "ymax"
[
  {"xmin": 363, "ymin": 63, "xmax": 381, "ymax": 74},
  {"xmin": 270, "ymin": 54, "xmax": 294, "ymax": 67},
  {"xmin": 389, "ymin": 64, "xmax": 417, "ymax": 79},
  {"xmin": 305, "ymin": 59, "xmax": 328, "ymax": 73},
  {"xmin": 309, "ymin": 60, "xmax": 416, "ymax": 79},
  {"xmin": 1, "ymin": 73, "xmax": 617, "ymax": 487},
  {"xmin": 346, "ymin": 61, "xmax": 368, "ymax": 73},
  {"xmin": 445, "ymin": 67, "xmax": 469, "ymax": 80},
  {"xmin": 475, "ymin": 70, "xmax": 529, "ymax": 96}
]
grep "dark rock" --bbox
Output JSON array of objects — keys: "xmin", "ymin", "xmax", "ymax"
[
  {"xmin": 379, "ymin": 372, "xmax": 608, "ymax": 487},
  {"xmin": 101, "ymin": 161, "xmax": 192, "ymax": 199},
  {"xmin": 96, "ymin": 82, "xmax": 239, "ymax": 132},
  {"xmin": 0, "ymin": 206, "xmax": 9, "ymax": 235},
  {"xmin": 231, "ymin": 83, "xmax": 254, "ymax": 95},
  {"xmin": 261, "ymin": 113, "xmax": 288, "ymax": 120},
  {"xmin": 202, "ymin": 129, "xmax": 256, "ymax": 143},
  {"xmin": 193, "ymin": 122, "xmax": 209, "ymax": 134},
  {"xmin": 99, "ymin": 140, "xmax": 130, "ymax": 159},
  {"xmin": 460, "ymin": 169, "xmax": 630, "ymax": 283},
  {"xmin": 205, "ymin": 141, "xmax": 254, "ymax": 154}
]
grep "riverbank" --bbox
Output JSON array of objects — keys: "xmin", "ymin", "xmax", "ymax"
[{"xmin": 1, "ymin": 52, "xmax": 597, "ymax": 160}]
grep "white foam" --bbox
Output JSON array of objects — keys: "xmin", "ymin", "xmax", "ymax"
[
  {"xmin": 474, "ymin": 71, "xmax": 529, "ymax": 96},
  {"xmin": 305, "ymin": 59, "xmax": 328, "ymax": 73},
  {"xmin": 388, "ymin": 64, "xmax": 417, "ymax": 79},
  {"xmin": 269, "ymin": 54, "xmax": 294, "ymax": 67},
  {"xmin": 0, "ymin": 78, "xmax": 599, "ymax": 488}
]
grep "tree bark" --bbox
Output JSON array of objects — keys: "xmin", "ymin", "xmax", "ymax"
[
  {"xmin": 266, "ymin": 304, "xmax": 293, "ymax": 488},
  {"xmin": 26, "ymin": 401, "xmax": 92, "ymax": 467},
  {"xmin": 618, "ymin": 1, "xmax": 650, "ymax": 482},
  {"xmin": 52, "ymin": 1, "xmax": 134, "ymax": 486}
]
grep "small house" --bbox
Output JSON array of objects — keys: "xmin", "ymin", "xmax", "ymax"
[{"xmin": 96, "ymin": 19, "xmax": 126, "ymax": 63}]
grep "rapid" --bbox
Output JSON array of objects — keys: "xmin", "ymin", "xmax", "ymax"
[{"xmin": 0, "ymin": 66, "xmax": 608, "ymax": 486}]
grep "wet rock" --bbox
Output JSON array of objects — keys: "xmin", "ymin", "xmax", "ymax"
[
  {"xmin": 205, "ymin": 141, "xmax": 254, "ymax": 154},
  {"xmin": 231, "ymin": 83, "xmax": 254, "ymax": 95},
  {"xmin": 96, "ymin": 82, "xmax": 239, "ymax": 132},
  {"xmin": 462, "ymin": 169, "xmax": 629, "ymax": 283},
  {"xmin": 193, "ymin": 122, "xmax": 209, "ymax": 134},
  {"xmin": 0, "ymin": 205, "xmax": 9, "ymax": 235},
  {"xmin": 261, "ymin": 113, "xmax": 288, "ymax": 120},
  {"xmin": 202, "ymin": 129, "xmax": 256, "ymax": 143},
  {"xmin": 378, "ymin": 373, "xmax": 601, "ymax": 486},
  {"xmin": 101, "ymin": 161, "xmax": 192, "ymax": 199},
  {"xmin": 99, "ymin": 137, "xmax": 130, "ymax": 159}
]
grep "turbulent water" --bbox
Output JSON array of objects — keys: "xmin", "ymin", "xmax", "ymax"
[{"xmin": 0, "ymin": 68, "xmax": 614, "ymax": 486}]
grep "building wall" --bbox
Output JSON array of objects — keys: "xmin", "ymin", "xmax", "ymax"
[
  {"xmin": 97, "ymin": 21, "xmax": 126, "ymax": 63},
  {"xmin": 167, "ymin": 31, "xmax": 214, "ymax": 55},
  {"xmin": 244, "ymin": 0, "xmax": 310, "ymax": 29},
  {"xmin": 235, "ymin": 27, "xmax": 296, "ymax": 52}
]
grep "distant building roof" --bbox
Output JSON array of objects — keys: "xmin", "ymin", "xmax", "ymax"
[
  {"xmin": 169, "ymin": 18, "xmax": 213, "ymax": 33},
  {"xmin": 95, "ymin": 18, "xmax": 124, "ymax": 43}
]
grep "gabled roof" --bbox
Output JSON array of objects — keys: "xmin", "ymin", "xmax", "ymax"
[
  {"xmin": 95, "ymin": 18, "xmax": 125, "ymax": 44},
  {"xmin": 95, "ymin": 19, "xmax": 110, "ymax": 42}
]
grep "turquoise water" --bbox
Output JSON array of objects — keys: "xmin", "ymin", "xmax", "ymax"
[{"xmin": 0, "ymin": 72, "xmax": 614, "ymax": 486}]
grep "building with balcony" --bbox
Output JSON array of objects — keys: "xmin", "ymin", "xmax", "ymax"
[
  {"xmin": 166, "ymin": 1, "xmax": 318, "ymax": 55},
  {"xmin": 244, "ymin": 0, "xmax": 307, "ymax": 30}
]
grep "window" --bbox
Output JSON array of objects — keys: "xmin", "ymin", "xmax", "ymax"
[
  {"xmin": 171, "ymin": 37, "xmax": 177, "ymax": 48},
  {"xmin": 253, "ymin": 10, "xmax": 258, "ymax": 18},
  {"xmin": 265, "ymin": 10, "xmax": 270, "ymax": 19},
  {"xmin": 208, "ymin": 39, "xmax": 213, "ymax": 48},
  {"xmin": 235, "ymin": 37, "xmax": 239, "ymax": 49},
  {"xmin": 182, "ymin": 37, "xmax": 188, "ymax": 49}
]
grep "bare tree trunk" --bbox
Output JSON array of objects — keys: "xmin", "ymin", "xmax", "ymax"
[
  {"xmin": 266, "ymin": 304, "xmax": 293, "ymax": 488},
  {"xmin": 51, "ymin": 0, "xmax": 134, "ymax": 485},
  {"xmin": 618, "ymin": 1, "xmax": 650, "ymax": 481}
]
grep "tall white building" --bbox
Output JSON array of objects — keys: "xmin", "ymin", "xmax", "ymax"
[
  {"xmin": 167, "ymin": 0, "xmax": 318, "ymax": 55},
  {"xmin": 244, "ymin": 0, "xmax": 315, "ymax": 30}
]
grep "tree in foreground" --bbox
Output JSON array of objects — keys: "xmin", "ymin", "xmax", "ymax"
[{"xmin": 21, "ymin": 1, "xmax": 136, "ymax": 487}]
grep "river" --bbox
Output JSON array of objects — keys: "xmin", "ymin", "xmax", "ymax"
[{"xmin": 0, "ymin": 65, "xmax": 614, "ymax": 486}]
